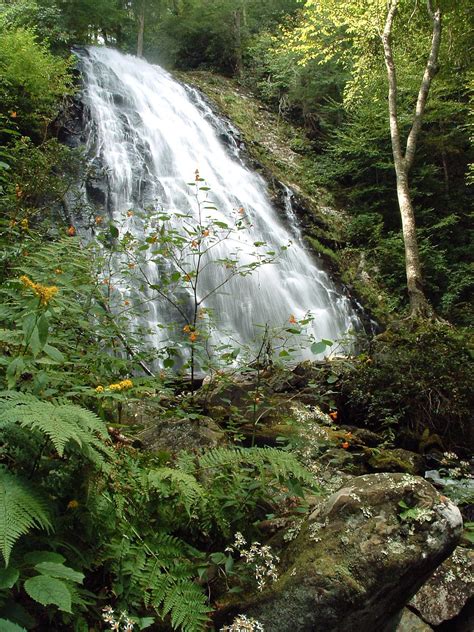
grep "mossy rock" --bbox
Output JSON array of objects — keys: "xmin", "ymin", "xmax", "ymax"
[
  {"xmin": 367, "ymin": 448, "xmax": 424, "ymax": 475},
  {"xmin": 216, "ymin": 474, "xmax": 462, "ymax": 632}
]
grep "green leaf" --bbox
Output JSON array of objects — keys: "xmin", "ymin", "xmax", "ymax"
[
  {"xmin": 286, "ymin": 327, "xmax": 301, "ymax": 334},
  {"xmin": 24, "ymin": 576, "xmax": 72, "ymax": 612},
  {"xmin": 311, "ymin": 341, "xmax": 328, "ymax": 355},
  {"xmin": 23, "ymin": 551, "xmax": 65, "ymax": 565},
  {"xmin": 22, "ymin": 314, "xmax": 37, "ymax": 343},
  {"xmin": 6, "ymin": 357, "xmax": 24, "ymax": 389},
  {"xmin": 170, "ymin": 271, "xmax": 181, "ymax": 283},
  {"xmin": 327, "ymin": 374, "xmax": 338, "ymax": 384},
  {"xmin": 0, "ymin": 619, "xmax": 26, "ymax": 632},
  {"xmin": 209, "ymin": 552, "xmax": 227, "ymax": 565},
  {"xmin": 34, "ymin": 562, "xmax": 84, "ymax": 584},
  {"xmin": 43, "ymin": 344, "xmax": 64, "ymax": 363},
  {"xmin": 109, "ymin": 224, "xmax": 119, "ymax": 239},
  {"xmin": 37, "ymin": 315, "xmax": 49, "ymax": 348},
  {"xmin": 137, "ymin": 618, "xmax": 155, "ymax": 630},
  {"xmin": 0, "ymin": 567, "xmax": 19, "ymax": 589},
  {"xmin": 163, "ymin": 358, "xmax": 174, "ymax": 368},
  {"xmin": 225, "ymin": 554, "xmax": 234, "ymax": 574}
]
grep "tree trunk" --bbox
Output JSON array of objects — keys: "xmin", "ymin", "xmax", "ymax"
[
  {"xmin": 137, "ymin": 2, "xmax": 145, "ymax": 57},
  {"xmin": 233, "ymin": 3, "xmax": 243, "ymax": 77},
  {"xmin": 395, "ymin": 171, "xmax": 433, "ymax": 316},
  {"xmin": 382, "ymin": 0, "xmax": 441, "ymax": 317}
]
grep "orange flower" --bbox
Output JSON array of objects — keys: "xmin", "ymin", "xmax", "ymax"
[
  {"xmin": 238, "ymin": 207, "xmax": 245, "ymax": 215},
  {"xmin": 289, "ymin": 314, "xmax": 297, "ymax": 324},
  {"xmin": 127, "ymin": 210, "xmax": 134, "ymax": 217},
  {"xmin": 189, "ymin": 331, "xmax": 198, "ymax": 342},
  {"xmin": 95, "ymin": 215, "xmax": 103, "ymax": 224},
  {"xmin": 185, "ymin": 273, "xmax": 192, "ymax": 282},
  {"xmin": 329, "ymin": 411, "xmax": 338, "ymax": 421},
  {"xmin": 341, "ymin": 441, "xmax": 349, "ymax": 449},
  {"xmin": 183, "ymin": 324, "xmax": 191, "ymax": 333},
  {"xmin": 202, "ymin": 229, "xmax": 210, "ymax": 237},
  {"xmin": 67, "ymin": 226, "xmax": 76, "ymax": 236},
  {"xmin": 191, "ymin": 240, "xmax": 198, "ymax": 248},
  {"xmin": 128, "ymin": 263, "xmax": 136, "ymax": 269},
  {"xmin": 10, "ymin": 111, "xmax": 17, "ymax": 118},
  {"xmin": 123, "ymin": 300, "xmax": 130, "ymax": 306}
]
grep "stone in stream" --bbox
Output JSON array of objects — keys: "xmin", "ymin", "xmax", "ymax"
[{"xmin": 216, "ymin": 473, "xmax": 462, "ymax": 632}]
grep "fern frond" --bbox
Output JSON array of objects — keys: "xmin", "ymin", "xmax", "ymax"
[
  {"xmin": 164, "ymin": 581, "xmax": 210, "ymax": 632},
  {"xmin": 149, "ymin": 572, "xmax": 210, "ymax": 632},
  {"xmin": 197, "ymin": 447, "xmax": 314, "ymax": 485},
  {"xmin": 0, "ymin": 391, "xmax": 110, "ymax": 466},
  {"xmin": 0, "ymin": 469, "xmax": 52, "ymax": 566},
  {"xmin": 148, "ymin": 469, "xmax": 205, "ymax": 514}
]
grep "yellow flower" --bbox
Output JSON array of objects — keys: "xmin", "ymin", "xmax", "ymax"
[
  {"xmin": 107, "ymin": 379, "xmax": 133, "ymax": 392},
  {"xmin": 20, "ymin": 275, "xmax": 58, "ymax": 306},
  {"xmin": 20, "ymin": 218, "xmax": 29, "ymax": 230},
  {"xmin": 67, "ymin": 499, "xmax": 79, "ymax": 510},
  {"xmin": 95, "ymin": 385, "xmax": 104, "ymax": 393}
]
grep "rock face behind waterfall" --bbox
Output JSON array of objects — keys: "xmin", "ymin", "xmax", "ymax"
[{"xmin": 216, "ymin": 473, "xmax": 462, "ymax": 632}]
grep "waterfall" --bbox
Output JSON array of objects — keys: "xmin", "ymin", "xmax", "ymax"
[{"xmin": 74, "ymin": 46, "xmax": 360, "ymax": 363}]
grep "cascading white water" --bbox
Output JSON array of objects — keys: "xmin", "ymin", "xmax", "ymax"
[{"xmin": 76, "ymin": 46, "xmax": 360, "ymax": 360}]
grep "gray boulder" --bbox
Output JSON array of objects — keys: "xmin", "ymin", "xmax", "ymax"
[
  {"xmin": 409, "ymin": 546, "xmax": 473, "ymax": 627},
  {"xmin": 217, "ymin": 473, "xmax": 462, "ymax": 632}
]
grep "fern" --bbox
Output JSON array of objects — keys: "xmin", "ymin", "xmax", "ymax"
[
  {"xmin": 197, "ymin": 446, "xmax": 315, "ymax": 485},
  {"xmin": 0, "ymin": 391, "xmax": 110, "ymax": 467},
  {"xmin": 147, "ymin": 468, "xmax": 205, "ymax": 514},
  {"xmin": 161, "ymin": 581, "xmax": 210, "ymax": 632},
  {"xmin": 146, "ymin": 567, "xmax": 210, "ymax": 632},
  {"xmin": 0, "ymin": 469, "xmax": 52, "ymax": 566}
]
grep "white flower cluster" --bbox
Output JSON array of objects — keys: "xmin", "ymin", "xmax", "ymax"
[
  {"xmin": 226, "ymin": 532, "xmax": 279, "ymax": 591},
  {"xmin": 220, "ymin": 614, "xmax": 265, "ymax": 631},
  {"xmin": 102, "ymin": 606, "xmax": 134, "ymax": 631}
]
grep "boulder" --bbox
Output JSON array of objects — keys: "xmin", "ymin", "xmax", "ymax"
[
  {"xmin": 138, "ymin": 416, "xmax": 225, "ymax": 454},
  {"xmin": 395, "ymin": 608, "xmax": 433, "ymax": 631},
  {"xmin": 367, "ymin": 448, "xmax": 424, "ymax": 475},
  {"xmin": 409, "ymin": 546, "xmax": 474, "ymax": 627},
  {"xmin": 216, "ymin": 473, "xmax": 462, "ymax": 632}
]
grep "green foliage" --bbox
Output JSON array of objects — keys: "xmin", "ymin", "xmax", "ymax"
[
  {"xmin": 339, "ymin": 321, "xmax": 474, "ymax": 452},
  {"xmin": 0, "ymin": 25, "xmax": 72, "ymax": 137},
  {"xmin": 0, "ymin": 391, "xmax": 110, "ymax": 464},
  {"xmin": 23, "ymin": 575, "xmax": 72, "ymax": 612},
  {"xmin": 0, "ymin": 469, "xmax": 51, "ymax": 566},
  {"xmin": 0, "ymin": 619, "xmax": 26, "ymax": 632}
]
